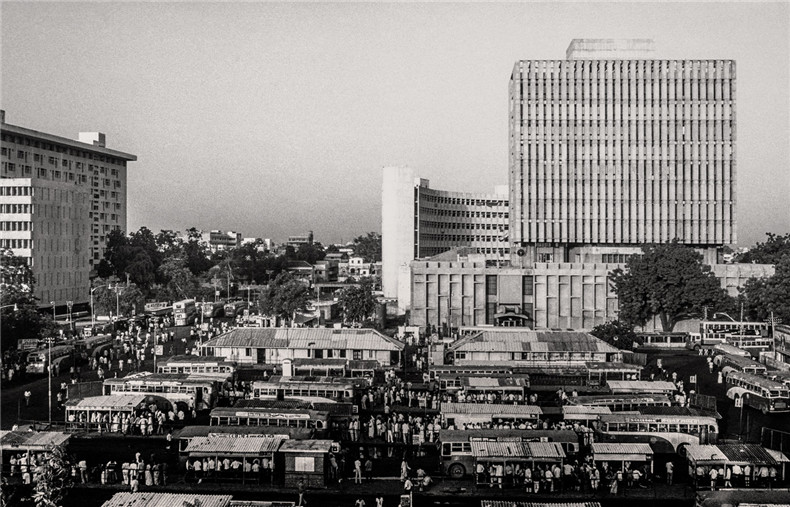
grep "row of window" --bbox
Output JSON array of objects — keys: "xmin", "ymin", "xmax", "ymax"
[
  {"xmin": 420, "ymin": 209, "xmax": 509, "ymax": 219},
  {"xmin": 0, "ymin": 238, "xmax": 32, "ymax": 249},
  {"xmin": 601, "ymin": 254, "xmax": 631, "ymax": 264},
  {"xmin": 420, "ymin": 221, "xmax": 508, "ymax": 231},
  {"xmin": 421, "ymin": 194, "xmax": 508, "ymax": 207},
  {"xmin": 0, "ymin": 204, "xmax": 32, "ymax": 213},
  {"xmin": 0, "ymin": 186, "xmax": 32, "ymax": 196},
  {"xmin": 1, "ymin": 133, "xmax": 127, "ymax": 166},
  {"xmin": 0, "ymin": 221, "xmax": 32, "ymax": 231},
  {"xmin": 109, "ymin": 385, "xmax": 203, "ymax": 394},
  {"xmin": 421, "ymin": 234, "xmax": 508, "ymax": 244},
  {"xmin": 603, "ymin": 422, "xmax": 716, "ymax": 434}
]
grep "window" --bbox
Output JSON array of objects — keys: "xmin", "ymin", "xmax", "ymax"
[
  {"xmin": 245, "ymin": 348, "xmax": 252, "ymax": 356},
  {"xmin": 353, "ymin": 350, "xmax": 362, "ymax": 360},
  {"xmin": 295, "ymin": 457, "xmax": 315, "ymax": 472}
]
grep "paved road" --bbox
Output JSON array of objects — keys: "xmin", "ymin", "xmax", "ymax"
[{"xmin": 0, "ymin": 326, "xmax": 194, "ymax": 430}]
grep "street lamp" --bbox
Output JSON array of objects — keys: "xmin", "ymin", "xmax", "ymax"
[{"xmin": 90, "ymin": 284, "xmax": 107, "ymax": 330}]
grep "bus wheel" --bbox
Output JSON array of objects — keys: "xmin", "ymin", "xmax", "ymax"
[{"xmin": 448, "ymin": 464, "xmax": 466, "ymax": 479}]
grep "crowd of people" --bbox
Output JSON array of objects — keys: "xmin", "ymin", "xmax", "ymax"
[{"xmin": 185, "ymin": 455, "xmax": 274, "ymax": 483}]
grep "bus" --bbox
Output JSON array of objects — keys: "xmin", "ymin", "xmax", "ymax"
[
  {"xmin": 157, "ymin": 356, "xmax": 237, "ymax": 375},
  {"xmin": 440, "ymin": 402, "xmax": 542, "ymax": 429},
  {"xmin": 224, "ymin": 300, "xmax": 248, "ymax": 318},
  {"xmin": 251, "ymin": 376, "xmax": 357, "ymax": 403},
  {"xmin": 570, "ymin": 394, "xmax": 674, "ymax": 412},
  {"xmin": 209, "ymin": 407, "xmax": 329, "ymax": 430},
  {"xmin": 725, "ymin": 371, "xmax": 790, "ymax": 414},
  {"xmin": 75, "ymin": 334, "xmax": 114, "ymax": 356},
  {"xmin": 438, "ymin": 429, "xmax": 580, "ymax": 479},
  {"xmin": 201, "ymin": 301, "xmax": 225, "ymax": 319},
  {"xmin": 594, "ymin": 413, "xmax": 718, "ymax": 454},
  {"xmin": 446, "ymin": 377, "xmax": 530, "ymax": 403},
  {"xmin": 767, "ymin": 370, "xmax": 790, "ymax": 388},
  {"xmin": 712, "ymin": 343, "xmax": 752, "ymax": 358},
  {"xmin": 26, "ymin": 344, "xmax": 75, "ymax": 374},
  {"xmin": 103, "ymin": 371, "xmax": 223, "ymax": 411},
  {"xmin": 637, "ymin": 332, "xmax": 689, "ymax": 349},
  {"xmin": 173, "ymin": 299, "xmax": 198, "ymax": 326},
  {"xmin": 687, "ymin": 320, "xmax": 771, "ymax": 350},
  {"xmin": 714, "ymin": 354, "xmax": 768, "ymax": 378},
  {"xmin": 144, "ymin": 302, "xmax": 172, "ymax": 317},
  {"xmin": 429, "ymin": 364, "xmax": 513, "ymax": 381}
]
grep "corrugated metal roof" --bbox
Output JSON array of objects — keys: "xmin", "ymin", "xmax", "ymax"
[
  {"xmin": 481, "ymin": 502, "xmax": 601, "ymax": 507},
  {"xmin": 591, "ymin": 443, "xmax": 654, "ymax": 456},
  {"xmin": 766, "ymin": 448, "xmax": 790, "ymax": 463},
  {"xmin": 584, "ymin": 362, "xmax": 642, "ymax": 372},
  {"xmin": 464, "ymin": 377, "xmax": 528, "ymax": 388},
  {"xmin": 527, "ymin": 442, "xmax": 566, "ymax": 459},
  {"xmin": 101, "ymin": 493, "xmax": 232, "ymax": 507},
  {"xmin": 185, "ymin": 436, "xmax": 285, "ymax": 455},
  {"xmin": 471, "ymin": 441, "xmax": 565, "ymax": 459},
  {"xmin": 448, "ymin": 330, "xmax": 619, "ymax": 354},
  {"xmin": 172, "ymin": 425, "xmax": 309, "ymax": 440},
  {"xmin": 607, "ymin": 380, "xmax": 676, "ymax": 393},
  {"xmin": 440, "ymin": 402, "xmax": 542, "ymax": 416},
  {"xmin": 201, "ymin": 328, "xmax": 404, "ymax": 351},
  {"xmin": 562, "ymin": 405, "xmax": 612, "ymax": 416},
  {"xmin": 716, "ymin": 444, "xmax": 781, "ymax": 465},
  {"xmin": 684, "ymin": 444, "xmax": 728, "ymax": 463},
  {"xmin": 279, "ymin": 440, "xmax": 333, "ymax": 453},
  {"xmin": 0, "ymin": 431, "xmax": 71, "ymax": 450},
  {"xmin": 64, "ymin": 395, "xmax": 147, "ymax": 410}
]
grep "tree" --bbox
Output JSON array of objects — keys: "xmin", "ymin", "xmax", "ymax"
[
  {"xmin": 353, "ymin": 232, "xmax": 381, "ymax": 262},
  {"xmin": 609, "ymin": 241, "xmax": 733, "ymax": 332},
  {"xmin": 740, "ymin": 254, "xmax": 790, "ymax": 323},
  {"xmin": 183, "ymin": 227, "xmax": 213, "ymax": 275},
  {"xmin": 259, "ymin": 272, "xmax": 311, "ymax": 325},
  {"xmin": 338, "ymin": 279, "xmax": 378, "ymax": 325},
  {"xmin": 158, "ymin": 257, "xmax": 200, "ymax": 301},
  {"xmin": 590, "ymin": 320, "xmax": 640, "ymax": 349},
  {"xmin": 737, "ymin": 232, "xmax": 790, "ymax": 264},
  {"xmin": 92, "ymin": 281, "xmax": 146, "ymax": 318},
  {"xmin": 30, "ymin": 444, "xmax": 73, "ymax": 507},
  {"xmin": 0, "ymin": 250, "xmax": 57, "ymax": 352}
]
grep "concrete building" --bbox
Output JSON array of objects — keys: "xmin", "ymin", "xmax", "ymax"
[
  {"xmin": 199, "ymin": 327, "xmax": 404, "ymax": 366},
  {"xmin": 509, "ymin": 39, "xmax": 736, "ymax": 265},
  {"xmin": 287, "ymin": 231, "xmax": 314, "ymax": 248},
  {"xmin": 382, "ymin": 166, "xmax": 509, "ymax": 310},
  {"xmin": 0, "ymin": 111, "xmax": 136, "ymax": 305},
  {"xmin": 204, "ymin": 230, "xmax": 241, "ymax": 252},
  {"xmin": 410, "ymin": 251, "xmax": 774, "ymax": 333}
]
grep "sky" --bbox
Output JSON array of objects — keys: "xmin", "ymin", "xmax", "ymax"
[{"xmin": 2, "ymin": 1, "xmax": 788, "ymax": 246}]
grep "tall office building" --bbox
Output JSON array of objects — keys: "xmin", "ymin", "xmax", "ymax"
[
  {"xmin": 0, "ymin": 111, "xmax": 136, "ymax": 305},
  {"xmin": 509, "ymin": 39, "xmax": 736, "ymax": 264}
]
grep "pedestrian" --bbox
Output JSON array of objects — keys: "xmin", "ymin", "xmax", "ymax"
[
  {"xmin": 24, "ymin": 390, "xmax": 31, "ymax": 406},
  {"xmin": 364, "ymin": 458, "xmax": 373, "ymax": 481},
  {"xmin": 666, "ymin": 461, "xmax": 674, "ymax": 486},
  {"xmin": 355, "ymin": 499, "xmax": 365, "ymax": 507},
  {"xmin": 400, "ymin": 459, "xmax": 410, "ymax": 482},
  {"xmin": 297, "ymin": 478, "xmax": 306, "ymax": 506},
  {"xmin": 709, "ymin": 467, "xmax": 718, "ymax": 490},
  {"xmin": 375, "ymin": 496, "xmax": 383, "ymax": 507},
  {"xmin": 354, "ymin": 458, "xmax": 363, "ymax": 484}
]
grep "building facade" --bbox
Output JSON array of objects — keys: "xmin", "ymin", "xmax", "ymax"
[
  {"xmin": 0, "ymin": 111, "xmax": 136, "ymax": 305},
  {"xmin": 509, "ymin": 39, "xmax": 736, "ymax": 264},
  {"xmin": 381, "ymin": 166, "xmax": 509, "ymax": 309},
  {"xmin": 410, "ymin": 254, "xmax": 774, "ymax": 333}
]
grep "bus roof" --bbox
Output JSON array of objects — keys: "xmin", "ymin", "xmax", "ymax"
[
  {"xmin": 209, "ymin": 406, "xmax": 328, "ymax": 419},
  {"xmin": 599, "ymin": 413, "xmax": 717, "ymax": 424},
  {"xmin": 571, "ymin": 394, "xmax": 673, "ymax": 405},
  {"xmin": 727, "ymin": 371, "xmax": 789, "ymax": 391},
  {"xmin": 718, "ymin": 354, "xmax": 764, "ymax": 368},
  {"xmin": 440, "ymin": 402, "xmax": 542, "ymax": 416},
  {"xmin": 438, "ymin": 428, "xmax": 578, "ymax": 443}
]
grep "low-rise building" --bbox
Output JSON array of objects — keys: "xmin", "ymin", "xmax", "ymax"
[
  {"xmin": 199, "ymin": 327, "xmax": 404, "ymax": 367},
  {"xmin": 447, "ymin": 329, "xmax": 622, "ymax": 366}
]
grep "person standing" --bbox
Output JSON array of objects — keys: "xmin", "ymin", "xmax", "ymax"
[
  {"xmin": 364, "ymin": 458, "xmax": 373, "ymax": 482},
  {"xmin": 666, "ymin": 461, "xmax": 674, "ymax": 485},
  {"xmin": 354, "ymin": 457, "xmax": 363, "ymax": 484},
  {"xmin": 24, "ymin": 390, "xmax": 31, "ymax": 407}
]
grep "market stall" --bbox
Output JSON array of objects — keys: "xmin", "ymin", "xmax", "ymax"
[{"xmin": 590, "ymin": 442, "xmax": 654, "ymax": 473}]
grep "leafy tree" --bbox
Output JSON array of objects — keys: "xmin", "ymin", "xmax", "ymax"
[
  {"xmin": 30, "ymin": 444, "xmax": 73, "ymax": 507},
  {"xmin": 92, "ymin": 281, "xmax": 146, "ymax": 318},
  {"xmin": 609, "ymin": 241, "xmax": 733, "ymax": 332},
  {"xmin": 740, "ymin": 254, "xmax": 790, "ymax": 323},
  {"xmin": 158, "ymin": 257, "xmax": 200, "ymax": 301},
  {"xmin": 338, "ymin": 279, "xmax": 378, "ymax": 325},
  {"xmin": 155, "ymin": 229, "xmax": 183, "ymax": 256},
  {"xmin": 736, "ymin": 232, "xmax": 790, "ymax": 264},
  {"xmin": 259, "ymin": 272, "xmax": 311, "ymax": 325},
  {"xmin": 326, "ymin": 244, "xmax": 340, "ymax": 254},
  {"xmin": 353, "ymin": 232, "xmax": 382, "ymax": 262},
  {"xmin": 0, "ymin": 250, "xmax": 57, "ymax": 352},
  {"xmin": 590, "ymin": 320, "xmax": 640, "ymax": 349},
  {"xmin": 184, "ymin": 227, "xmax": 213, "ymax": 275}
]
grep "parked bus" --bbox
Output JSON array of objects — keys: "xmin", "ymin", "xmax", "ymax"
[
  {"xmin": 224, "ymin": 300, "xmax": 248, "ymax": 318},
  {"xmin": 767, "ymin": 370, "xmax": 790, "ymax": 388},
  {"xmin": 144, "ymin": 302, "xmax": 172, "ymax": 317},
  {"xmin": 725, "ymin": 371, "xmax": 790, "ymax": 414},
  {"xmin": 429, "ymin": 364, "xmax": 513, "ymax": 381},
  {"xmin": 637, "ymin": 332, "xmax": 689, "ymax": 349},
  {"xmin": 173, "ymin": 299, "xmax": 198, "ymax": 326},
  {"xmin": 209, "ymin": 406, "xmax": 329, "ymax": 430},
  {"xmin": 594, "ymin": 413, "xmax": 718, "ymax": 453},
  {"xmin": 438, "ymin": 429, "xmax": 580, "ymax": 479},
  {"xmin": 157, "ymin": 356, "xmax": 237, "ymax": 375},
  {"xmin": 103, "ymin": 371, "xmax": 222, "ymax": 411},
  {"xmin": 687, "ymin": 320, "xmax": 770, "ymax": 350},
  {"xmin": 712, "ymin": 343, "xmax": 752, "ymax": 358},
  {"xmin": 251, "ymin": 376, "xmax": 357, "ymax": 403},
  {"xmin": 26, "ymin": 344, "xmax": 74, "ymax": 374},
  {"xmin": 440, "ymin": 402, "xmax": 542, "ymax": 429},
  {"xmin": 201, "ymin": 301, "xmax": 225, "ymax": 319},
  {"xmin": 75, "ymin": 334, "xmax": 114, "ymax": 355},
  {"xmin": 714, "ymin": 354, "xmax": 768, "ymax": 378},
  {"xmin": 570, "ymin": 394, "xmax": 674, "ymax": 412}
]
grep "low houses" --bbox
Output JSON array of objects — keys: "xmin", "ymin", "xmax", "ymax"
[
  {"xmin": 200, "ymin": 328, "xmax": 404, "ymax": 367},
  {"xmin": 278, "ymin": 439, "xmax": 334, "ymax": 488},
  {"xmin": 447, "ymin": 329, "xmax": 622, "ymax": 366}
]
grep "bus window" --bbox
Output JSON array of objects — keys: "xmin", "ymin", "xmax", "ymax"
[
  {"xmin": 679, "ymin": 424, "xmax": 689, "ymax": 433},
  {"xmin": 628, "ymin": 423, "xmax": 639, "ymax": 432},
  {"xmin": 669, "ymin": 424, "xmax": 679, "ymax": 432},
  {"xmin": 442, "ymin": 443, "xmax": 451, "ymax": 455},
  {"xmin": 689, "ymin": 425, "xmax": 699, "ymax": 435},
  {"xmin": 648, "ymin": 423, "xmax": 658, "ymax": 432}
]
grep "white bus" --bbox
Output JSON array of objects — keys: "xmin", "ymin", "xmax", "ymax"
[
  {"xmin": 26, "ymin": 344, "xmax": 74, "ymax": 374},
  {"xmin": 173, "ymin": 299, "xmax": 197, "ymax": 326},
  {"xmin": 713, "ymin": 354, "xmax": 768, "ymax": 378},
  {"xmin": 595, "ymin": 413, "xmax": 718, "ymax": 454},
  {"xmin": 725, "ymin": 371, "xmax": 790, "ymax": 414}
]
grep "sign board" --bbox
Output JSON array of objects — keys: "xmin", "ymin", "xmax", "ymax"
[
  {"xmin": 689, "ymin": 375, "xmax": 697, "ymax": 384},
  {"xmin": 656, "ymin": 358, "xmax": 663, "ymax": 369},
  {"xmin": 215, "ymin": 291, "xmax": 220, "ymax": 297},
  {"xmin": 155, "ymin": 345, "xmax": 163, "ymax": 356},
  {"xmin": 735, "ymin": 397, "xmax": 743, "ymax": 408}
]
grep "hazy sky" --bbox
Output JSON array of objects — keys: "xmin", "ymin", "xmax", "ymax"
[{"xmin": 2, "ymin": 2, "xmax": 788, "ymax": 246}]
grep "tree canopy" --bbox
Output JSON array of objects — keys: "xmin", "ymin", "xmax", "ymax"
[
  {"xmin": 609, "ymin": 241, "xmax": 733, "ymax": 332},
  {"xmin": 590, "ymin": 320, "xmax": 641, "ymax": 350},
  {"xmin": 259, "ymin": 272, "xmax": 311, "ymax": 325},
  {"xmin": 338, "ymin": 279, "xmax": 378, "ymax": 325},
  {"xmin": 353, "ymin": 232, "xmax": 381, "ymax": 262},
  {"xmin": 739, "ymin": 254, "xmax": 790, "ymax": 323},
  {"xmin": 736, "ymin": 232, "xmax": 790, "ymax": 264},
  {"xmin": 92, "ymin": 280, "xmax": 146, "ymax": 318},
  {"xmin": 1, "ymin": 249, "xmax": 57, "ymax": 351},
  {"xmin": 31, "ymin": 444, "xmax": 73, "ymax": 507}
]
